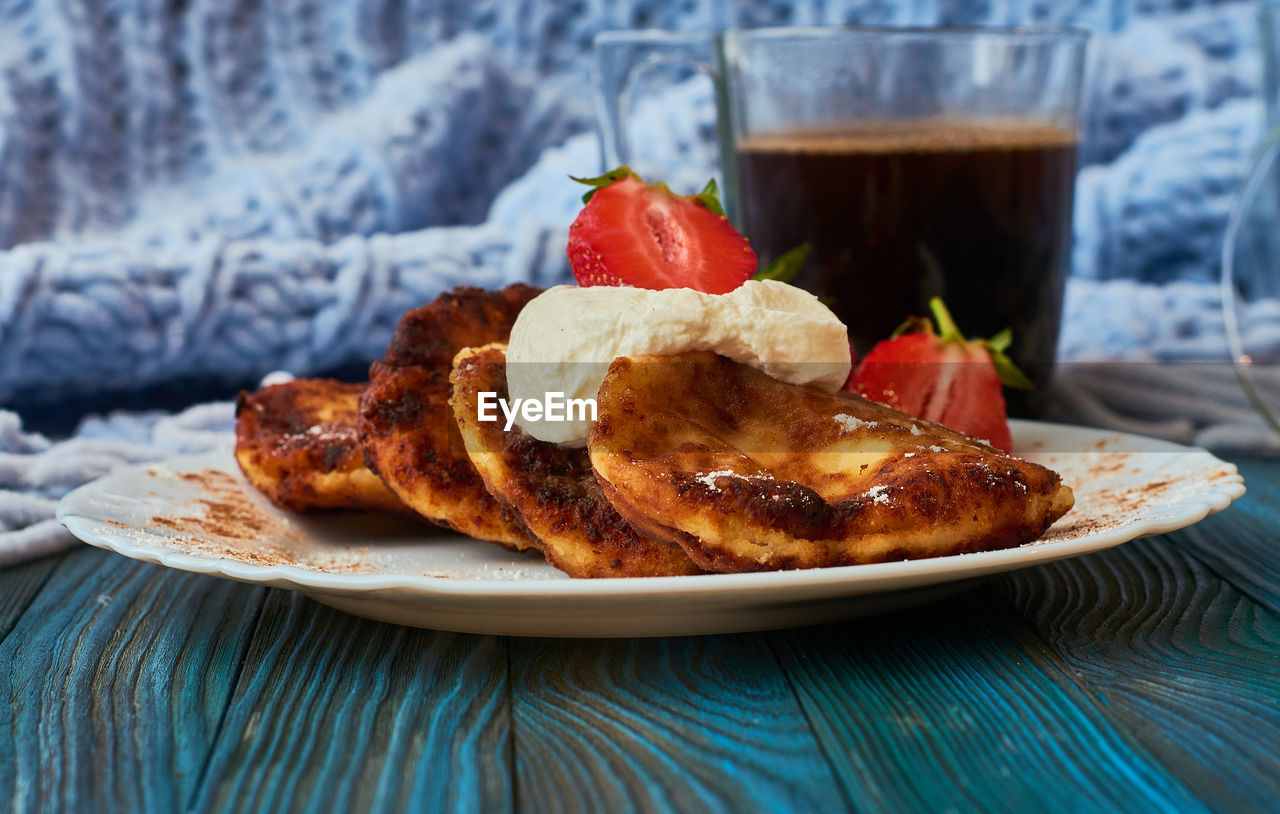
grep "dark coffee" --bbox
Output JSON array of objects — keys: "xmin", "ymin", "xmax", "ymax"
[{"xmin": 735, "ymin": 121, "xmax": 1078, "ymax": 415}]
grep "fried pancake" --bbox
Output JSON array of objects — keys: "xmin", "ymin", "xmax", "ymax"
[
  {"xmin": 588, "ymin": 352, "xmax": 1074, "ymax": 572},
  {"xmin": 235, "ymin": 379, "xmax": 409, "ymax": 514},
  {"xmin": 449, "ymin": 344, "xmax": 703, "ymax": 578},
  {"xmin": 358, "ymin": 284, "xmax": 541, "ymax": 549}
]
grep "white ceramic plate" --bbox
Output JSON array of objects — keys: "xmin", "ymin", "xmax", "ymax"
[{"xmin": 58, "ymin": 420, "xmax": 1245, "ymax": 637}]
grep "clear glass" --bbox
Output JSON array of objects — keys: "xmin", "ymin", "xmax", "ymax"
[
  {"xmin": 1265, "ymin": 0, "xmax": 1280, "ymax": 129},
  {"xmin": 1222, "ymin": 127, "xmax": 1280, "ymax": 434},
  {"xmin": 593, "ymin": 27, "xmax": 1089, "ymax": 415},
  {"xmin": 1220, "ymin": 1, "xmax": 1280, "ymax": 436}
]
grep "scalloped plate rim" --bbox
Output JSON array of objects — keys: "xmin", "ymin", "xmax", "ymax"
[{"xmin": 57, "ymin": 419, "xmax": 1245, "ymax": 603}]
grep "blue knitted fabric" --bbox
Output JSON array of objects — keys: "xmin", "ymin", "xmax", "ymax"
[{"xmin": 1, "ymin": 0, "xmax": 1277, "ymax": 564}]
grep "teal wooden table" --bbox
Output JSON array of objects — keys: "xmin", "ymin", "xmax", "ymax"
[{"xmin": 3, "ymin": 457, "xmax": 1279, "ymax": 813}]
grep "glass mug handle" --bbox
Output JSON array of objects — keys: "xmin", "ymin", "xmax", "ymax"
[{"xmin": 591, "ymin": 31, "xmax": 726, "ymax": 185}]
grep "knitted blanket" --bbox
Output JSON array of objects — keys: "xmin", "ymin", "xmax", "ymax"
[{"xmin": 1, "ymin": 0, "xmax": 1276, "ymax": 565}]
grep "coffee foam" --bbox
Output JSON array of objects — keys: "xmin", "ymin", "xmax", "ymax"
[{"xmin": 738, "ymin": 119, "xmax": 1078, "ymax": 155}]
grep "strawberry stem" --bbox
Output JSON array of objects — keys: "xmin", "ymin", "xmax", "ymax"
[
  {"xmin": 928, "ymin": 297, "xmax": 962, "ymax": 342},
  {"xmin": 927, "ymin": 296, "xmax": 1032, "ymax": 390}
]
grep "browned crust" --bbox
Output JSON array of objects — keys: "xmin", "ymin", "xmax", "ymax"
[
  {"xmin": 587, "ymin": 352, "xmax": 1075, "ymax": 572},
  {"xmin": 357, "ymin": 284, "xmax": 541, "ymax": 549},
  {"xmin": 234, "ymin": 379, "xmax": 411, "ymax": 515},
  {"xmin": 450, "ymin": 344, "xmax": 702, "ymax": 578}
]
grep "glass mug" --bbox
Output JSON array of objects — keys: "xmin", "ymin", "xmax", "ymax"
[
  {"xmin": 1221, "ymin": 1, "xmax": 1280, "ymax": 436},
  {"xmin": 593, "ymin": 27, "xmax": 1089, "ymax": 415}
]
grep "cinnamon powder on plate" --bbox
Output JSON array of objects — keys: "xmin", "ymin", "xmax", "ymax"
[{"xmin": 142, "ymin": 468, "xmax": 373, "ymax": 573}]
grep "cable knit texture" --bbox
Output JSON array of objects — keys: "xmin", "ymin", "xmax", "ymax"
[{"xmin": 1, "ymin": 0, "xmax": 1277, "ymax": 564}]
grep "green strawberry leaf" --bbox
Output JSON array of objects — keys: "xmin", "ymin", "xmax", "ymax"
[
  {"xmin": 890, "ymin": 315, "xmax": 932, "ymax": 339},
  {"xmin": 986, "ymin": 346, "xmax": 1034, "ymax": 390},
  {"xmin": 694, "ymin": 178, "xmax": 726, "ymax": 216},
  {"xmin": 985, "ymin": 326, "xmax": 1013, "ymax": 353},
  {"xmin": 926, "ymin": 296, "xmax": 1032, "ymax": 389},
  {"xmin": 571, "ymin": 166, "xmax": 638, "ymax": 203},
  {"xmin": 753, "ymin": 243, "xmax": 809, "ymax": 283},
  {"xmin": 978, "ymin": 327, "xmax": 1031, "ymax": 388}
]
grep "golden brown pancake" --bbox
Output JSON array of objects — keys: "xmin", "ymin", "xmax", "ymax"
[
  {"xmin": 235, "ymin": 379, "xmax": 409, "ymax": 514},
  {"xmin": 358, "ymin": 284, "xmax": 541, "ymax": 549},
  {"xmin": 449, "ymin": 344, "xmax": 703, "ymax": 578},
  {"xmin": 588, "ymin": 352, "xmax": 1074, "ymax": 572}
]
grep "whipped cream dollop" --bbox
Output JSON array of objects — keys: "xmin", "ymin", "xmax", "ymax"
[{"xmin": 505, "ymin": 280, "xmax": 851, "ymax": 444}]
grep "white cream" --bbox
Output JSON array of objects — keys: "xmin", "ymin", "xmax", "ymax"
[{"xmin": 505, "ymin": 280, "xmax": 851, "ymax": 444}]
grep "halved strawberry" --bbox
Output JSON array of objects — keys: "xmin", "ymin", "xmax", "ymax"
[
  {"xmin": 567, "ymin": 167, "xmax": 756, "ymax": 294},
  {"xmin": 846, "ymin": 298, "xmax": 1031, "ymax": 451}
]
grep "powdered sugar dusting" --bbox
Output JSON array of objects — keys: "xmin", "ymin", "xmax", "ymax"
[
  {"xmin": 862, "ymin": 484, "xmax": 893, "ymax": 505},
  {"xmin": 693, "ymin": 469, "xmax": 778, "ymax": 493},
  {"xmin": 834, "ymin": 413, "xmax": 875, "ymax": 433},
  {"xmin": 696, "ymin": 469, "xmax": 737, "ymax": 489}
]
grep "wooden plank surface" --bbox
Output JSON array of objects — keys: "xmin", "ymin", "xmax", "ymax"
[
  {"xmin": 0, "ymin": 548, "xmax": 265, "ymax": 814},
  {"xmin": 770, "ymin": 587, "xmax": 1209, "ymax": 813},
  {"xmin": 1161, "ymin": 458, "xmax": 1280, "ymax": 615},
  {"xmin": 2, "ymin": 458, "xmax": 1278, "ymax": 813},
  {"xmin": 189, "ymin": 591, "xmax": 513, "ymax": 814},
  {"xmin": 0, "ymin": 553, "xmax": 64, "ymax": 643},
  {"xmin": 1001, "ymin": 534, "xmax": 1280, "ymax": 813},
  {"xmin": 508, "ymin": 636, "xmax": 848, "ymax": 813}
]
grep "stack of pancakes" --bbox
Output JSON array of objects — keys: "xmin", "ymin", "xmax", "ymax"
[{"xmin": 235, "ymin": 285, "xmax": 1074, "ymax": 578}]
